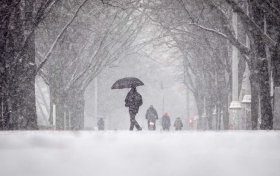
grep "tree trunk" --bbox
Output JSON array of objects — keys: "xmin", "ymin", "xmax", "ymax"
[
  {"xmin": 215, "ymin": 41, "xmax": 230, "ymax": 130},
  {"xmin": 217, "ymin": 104, "xmax": 221, "ymax": 130},
  {"xmin": 206, "ymin": 95, "xmax": 215, "ymax": 130},
  {"xmin": 271, "ymin": 34, "xmax": 280, "ymax": 88},
  {"xmin": 0, "ymin": 1, "xmax": 10, "ymax": 130},
  {"xmin": 250, "ymin": 72, "xmax": 259, "ymax": 130},
  {"xmin": 194, "ymin": 91, "xmax": 204, "ymax": 130},
  {"xmin": 207, "ymin": 109, "xmax": 213, "ymax": 130},
  {"xmin": 259, "ymin": 59, "xmax": 273, "ymax": 129},
  {"xmin": 67, "ymin": 90, "xmax": 85, "ymax": 130},
  {"xmin": 222, "ymin": 96, "xmax": 229, "ymax": 130},
  {"xmin": 0, "ymin": 1, "xmax": 37, "ymax": 130},
  {"xmin": 249, "ymin": 2, "xmax": 273, "ymax": 130},
  {"xmin": 18, "ymin": 0, "xmax": 37, "ymax": 130}
]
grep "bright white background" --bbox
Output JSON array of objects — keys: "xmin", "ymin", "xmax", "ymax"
[{"xmin": 0, "ymin": 131, "xmax": 279, "ymax": 176}]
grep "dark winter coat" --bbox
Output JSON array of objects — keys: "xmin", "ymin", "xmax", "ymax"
[
  {"xmin": 162, "ymin": 115, "xmax": 171, "ymax": 128},
  {"xmin": 97, "ymin": 118, "xmax": 105, "ymax": 130},
  {"xmin": 125, "ymin": 89, "xmax": 143, "ymax": 113},
  {"xmin": 145, "ymin": 107, "xmax": 158, "ymax": 122},
  {"xmin": 174, "ymin": 118, "xmax": 183, "ymax": 130}
]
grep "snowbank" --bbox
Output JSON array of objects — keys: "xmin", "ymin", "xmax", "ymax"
[{"xmin": 0, "ymin": 131, "xmax": 279, "ymax": 176}]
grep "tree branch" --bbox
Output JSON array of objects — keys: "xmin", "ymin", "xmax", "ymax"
[
  {"xmin": 36, "ymin": 0, "xmax": 89, "ymax": 73},
  {"xmin": 225, "ymin": 0, "xmax": 277, "ymax": 47},
  {"xmin": 189, "ymin": 23, "xmax": 229, "ymax": 39},
  {"xmin": 253, "ymin": 0, "xmax": 280, "ymax": 25}
]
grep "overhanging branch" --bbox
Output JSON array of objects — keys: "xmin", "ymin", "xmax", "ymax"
[
  {"xmin": 189, "ymin": 23, "xmax": 229, "ymax": 39},
  {"xmin": 225, "ymin": 0, "xmax": 277, "ymax": 47},
  {"xmin": 36, "ymin": 0, "xmax": 89, "ymax": 73}
]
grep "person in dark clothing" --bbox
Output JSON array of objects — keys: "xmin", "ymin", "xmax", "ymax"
[
  {"xmin": 97, "ymin": 118, "xmax": 105, "ymax": 131},
  {"xmin": 145, "ymin": 105, "xmax": 158, "ymax": 130},
  {"xmin": 174, "ymin": 116, "xmax": 183, "ymax": 131},
  {"xmin": 162, "ymin": 111, "xmax": 171, "ymax": 131},
  {"xmin": 125, "ymin": 85, "xmax": 143, "ymax": 131}
]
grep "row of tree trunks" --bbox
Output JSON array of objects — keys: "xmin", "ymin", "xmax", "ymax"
[
  {"xmin": 268, "ymin": 1, "xmax": 280, "ymax": 130},
  {"xmin": 191, "ymin": 38, "xmax": 230, "ymax": 130},
  {"xmin": 49, "ymin": 84, "xmax": 85, "ymax": 130}
]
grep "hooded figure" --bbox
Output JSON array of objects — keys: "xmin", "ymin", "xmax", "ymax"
[
  {"xmin": 174, "ymin": 116, "xmax": 183, "ymax": 131},
  {"xmin": 125, "ymin": 86, "xmax": 142, "ymax": 131},
  {"xmin": 162, "ymin": 112, "xmax": 171, "ymax": 131},
  {"xmin": 97, "ymin": 118, "xmax": 105, "ymax": 131},
  {"xmin": 145, "ymin": 105, "xmax": 158, "ymax": 130}
]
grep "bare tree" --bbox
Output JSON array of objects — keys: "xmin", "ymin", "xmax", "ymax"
[
  {"xmin": 0, "ymin": 0, "xmax": 58, "ymax": 130},
  {"xmin": 36, "ymin": 0, "xmax": 147, "ymax": 129}
]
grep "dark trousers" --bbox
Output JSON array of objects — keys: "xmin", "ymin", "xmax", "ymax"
[{"xmin": 129, "ymin": 110, "xmax": 141, "ymax": 130}]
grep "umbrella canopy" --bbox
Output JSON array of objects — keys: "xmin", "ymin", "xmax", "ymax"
[{"xmin": 111, "ymin": 77, "xmax": 144, "ymax": 89}]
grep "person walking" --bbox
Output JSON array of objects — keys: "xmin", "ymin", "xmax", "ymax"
[
  {"xmin": 174, "ymin": 116, "xmax": 183, "ymax": 131},
  {"xmin": 145, "ymin": 105, "xmax": 158, "ymax": 130},
  {"xmin": 125, "ymin": 85, "xmax": 143, "ymax": 131},
  {"xmin": 162, "ymin": 111, "xmax": 171, "ymax": 131}
]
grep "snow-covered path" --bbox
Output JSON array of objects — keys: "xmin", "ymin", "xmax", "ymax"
[{"xmin": 0, "ymin": 131, "xmax": 279, "ymax": 176}]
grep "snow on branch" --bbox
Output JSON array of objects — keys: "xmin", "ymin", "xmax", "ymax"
[
  {"xmin": 100, "ymin": 0, "xmax": 125, "ymax": 10},
  {"xmin": 204, "ymin": 0, "xmax": 251, "ymax": 56},
  {"xmin": 189, "ymin": 23, "xmax": 229, "ymax": 40},
  {"xmin": 225, "ymin": 0, "xmax": 277, "ymax": 47},
  {"xmin": 15, "ymin": 0, "xmax": 58, "ymax": 62},
  {"xmin": 36, "ymin": 0, "xmax": 89, "ymax": 73}
]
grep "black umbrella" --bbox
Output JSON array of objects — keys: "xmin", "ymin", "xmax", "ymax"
[{"xmin": 111, "ymin": 77, "xmax": 144, "ymax": 89}]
